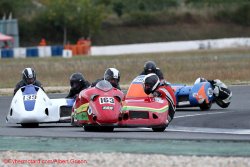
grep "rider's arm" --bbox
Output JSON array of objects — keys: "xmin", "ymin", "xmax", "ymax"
[
  {"xmin": 156, "ymin": 69, "xmax": 164, "ymax": 80},
  {"xmin": 34, "ymin": 80, "xmax": 45, "ymax": 92},
  {"xmin": 13, "ymin": 81, "xmax": 24, "ymax": 96}
]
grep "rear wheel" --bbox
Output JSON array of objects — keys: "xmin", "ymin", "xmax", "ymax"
[
  {"xmin": 21, "ymin": 123, "xmax": 39, "ymax": 128},
  {"xmin": 84, "ymin": 126, "xmax": 98, "ymax": 132}
]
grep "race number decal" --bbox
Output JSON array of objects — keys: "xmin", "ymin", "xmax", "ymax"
[
  {"xmin": 23, "ymin": 94, "xmax": 36, "ymax": 101},
  {"xmin": 99, "ymin": 97, "xmax": 115, "ymax": 104}
]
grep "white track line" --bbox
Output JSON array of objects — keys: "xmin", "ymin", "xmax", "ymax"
[
  {"xmin": 167, "ymin": 111, "xmax": 250, "ymax": 135},
  {"xmin": 174, "ymin": 111, "xmax": 229, "ymax": 119},
  {"xmin": 167, "ymin": 126, "xmax": 250, "ymax": 135},
  {"xmin": 140, "ymin": 111, "xmax": 250, "ymax": 135}
]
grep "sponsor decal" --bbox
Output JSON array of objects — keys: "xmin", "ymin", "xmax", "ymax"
[
  {"xmin": 208, "ymin": 88, "xmax": 213, "ymax": 97},
  {"xmin": 76, "ymin": 112, "xmax": 89, "ymax": 121},
  {"xmin": 87, "ymin": 107, "xmax": 92, "ymax": 115},
  {"xmin": 178, "ymin": 101, "xmax": 190, "ymax": 106},
  {"xmin": 154, "ymin": 97, "xmax": 164, "ymax": 103},
  {"xmin": 102, "ymin": 106, "xmax": 114, "ymax": 110}
]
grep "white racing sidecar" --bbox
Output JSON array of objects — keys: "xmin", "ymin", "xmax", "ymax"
[{"xmin": 6, "ymin": 85, "xmax": 74, "ymax": 127}]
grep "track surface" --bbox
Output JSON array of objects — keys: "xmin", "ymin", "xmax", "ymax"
[{"xmin": 0, "ymin": 85, "xmax": 250, "ymax": 141}]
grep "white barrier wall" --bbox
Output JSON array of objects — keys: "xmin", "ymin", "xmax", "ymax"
[
  {"xmin": 91, "ymin": 38, "xmax": 250, "ymax": 56},
  {"xmin": 1, "ymin": 38, "xmax": 250, "ymax": 58},
  {"xmin": 38, "ymin": 46, "xmax": 52, "ymax": 58},
  {"xmin": 13, "ymin": 48, "xmax": 26, "ymax": 58}
]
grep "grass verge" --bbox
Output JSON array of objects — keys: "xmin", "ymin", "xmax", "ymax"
[{"xmin": 0, "ymin": 48, "xmax": 250, "ymax": 93}]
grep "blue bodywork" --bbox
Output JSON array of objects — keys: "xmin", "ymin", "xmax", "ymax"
[
  {"xmin": 21, "ymin": 85, "xmax": 39, "ymax": 111},
  {"xmin": 172, "ymin": 82, "xmax": 214, "ymax": 108}
]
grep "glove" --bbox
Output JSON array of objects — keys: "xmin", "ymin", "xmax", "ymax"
[{"xmin": 153, "ymin": 91, "xmax": 161, "ymax": 97}]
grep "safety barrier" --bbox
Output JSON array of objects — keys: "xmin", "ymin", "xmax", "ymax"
[
  {"xmin": 91, "ymin": 37, "xmax": 250, "ymax": 56},
  {"xmin": 1, "ymin": 38, "xmax": 249, "ymax": 58},
  {"xmin": 0, "ymin": 43, "xmax": 91, "ymax": 59},
  {"xmin": 1, "ymin": 48, "xmax": 14, "ymax": 58}
]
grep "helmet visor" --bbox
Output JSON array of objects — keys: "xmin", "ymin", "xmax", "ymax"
[
  {"xmin": 109, "ymin": 78, "xmax": 119, "ymax": 87},
  {"xmin": 143, "ymin": 83, "xmax": 152, "ymax": 95},
  {"xmin": 26, "ymin": 78, "xmax": 35, "ymax": 84},
  {"xmin": 145, "ymin": 68, "xmax": 155, "ymax": 74}
]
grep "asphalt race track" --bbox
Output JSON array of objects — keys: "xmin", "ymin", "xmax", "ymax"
[{"xmin": 0, "ymin": 85, "xmax": 249, "ymax": 141}]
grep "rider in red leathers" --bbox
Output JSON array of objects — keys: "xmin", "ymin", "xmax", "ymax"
[{"xmin": 143, "ymin": 73, "xmax": 176, "ymax": 123}]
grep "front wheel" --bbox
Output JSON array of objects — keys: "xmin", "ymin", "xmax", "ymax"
[
  {"xmin": 100, "ymin": 126, "xmax": 114, "ymax": 132},
  {"xmin": 21, "ymin": 123, "xmax": 39, "ymax": 128},
  {"xmin": 215, "ymin": 100, "xmax": 230, "ymax": 108}
]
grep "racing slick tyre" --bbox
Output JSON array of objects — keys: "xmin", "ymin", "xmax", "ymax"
[
  {"xmin": 21, "ymin": 123, "xmax": 39, "ymax": 128},
  {"xmin": 199, "ymin": 101, "xmax": 212, "ymax": 111},
  {"xmin": 152, "ymin": 126, "xmax": 166, "ymax": 132},
  {"xmin": 84, "ymin": 126, "xmax": 98, "ymax": 132},
  {"xmin": 100, "ymin": 126, "xmax": 114, "ymax": 132}
]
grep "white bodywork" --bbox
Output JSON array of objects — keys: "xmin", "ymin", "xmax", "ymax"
[{"xmin": 6, "ymin": 86, "xmax": 73, "ymax": 124}]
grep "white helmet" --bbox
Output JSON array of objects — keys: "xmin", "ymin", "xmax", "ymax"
[{"xmin": 194, "ymin": 77, "xmax": 207, "ymax": 85}]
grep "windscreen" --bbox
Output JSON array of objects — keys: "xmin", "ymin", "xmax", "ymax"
[
  {"xmin": 126, "ymin": 75, "xmax": 148, "ymax": 98},
  {"xmin": 96, "ymin": 80, "xmax": 113, "ymax": 92}
]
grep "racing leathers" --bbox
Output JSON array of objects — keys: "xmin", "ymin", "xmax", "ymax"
[
  {"xmin": 152, "ymin": 82, "xmax": 176, "ymax": 123},
  {"xmin": 66, "ymin": 80, "xmax": 90, "ymax": 99}
]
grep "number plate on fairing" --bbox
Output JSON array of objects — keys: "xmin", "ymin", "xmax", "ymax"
[
  {"xmin": 99, "ymin": 97, "xmax": 115, "ymax": 104},
  {"xmin": 23, "ymin": 94, "xmax": 37, "ymax": 101}
]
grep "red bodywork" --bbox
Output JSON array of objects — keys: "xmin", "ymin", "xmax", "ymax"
[
  {"xmin": 72, "ymin": 81, "xmax": 124, "ymax": 128},
  {"xmin": 119, "ymin": 75, "xmax": 170, "ymax": 131}
]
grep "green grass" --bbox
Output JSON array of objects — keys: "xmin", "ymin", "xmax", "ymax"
[{"xmin": 1, "ymin": 48, "xmax": 250, "ymax": 89}]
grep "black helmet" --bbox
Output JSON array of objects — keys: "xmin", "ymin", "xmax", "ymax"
[
  {"xmin": 144, "ymin": 61, "xmax": 157, "ymax": 74},
  {"xmin": 70, "ymin": 73, "xmax": 86, "ymax": 92},
  {"xmin": 143, "ymin": 73, "xmax": 160, "ymax": 95},
  {"xmin": 22, "ymin": 67, "xmax": 36, "ymax": 84},
  {"xmin": 104, "ymin": 68, "xmax": 120, "ymax": 88},
  {"xmin": 213, "ymin": 79, "xmax": 232, "ymax": 108}
]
